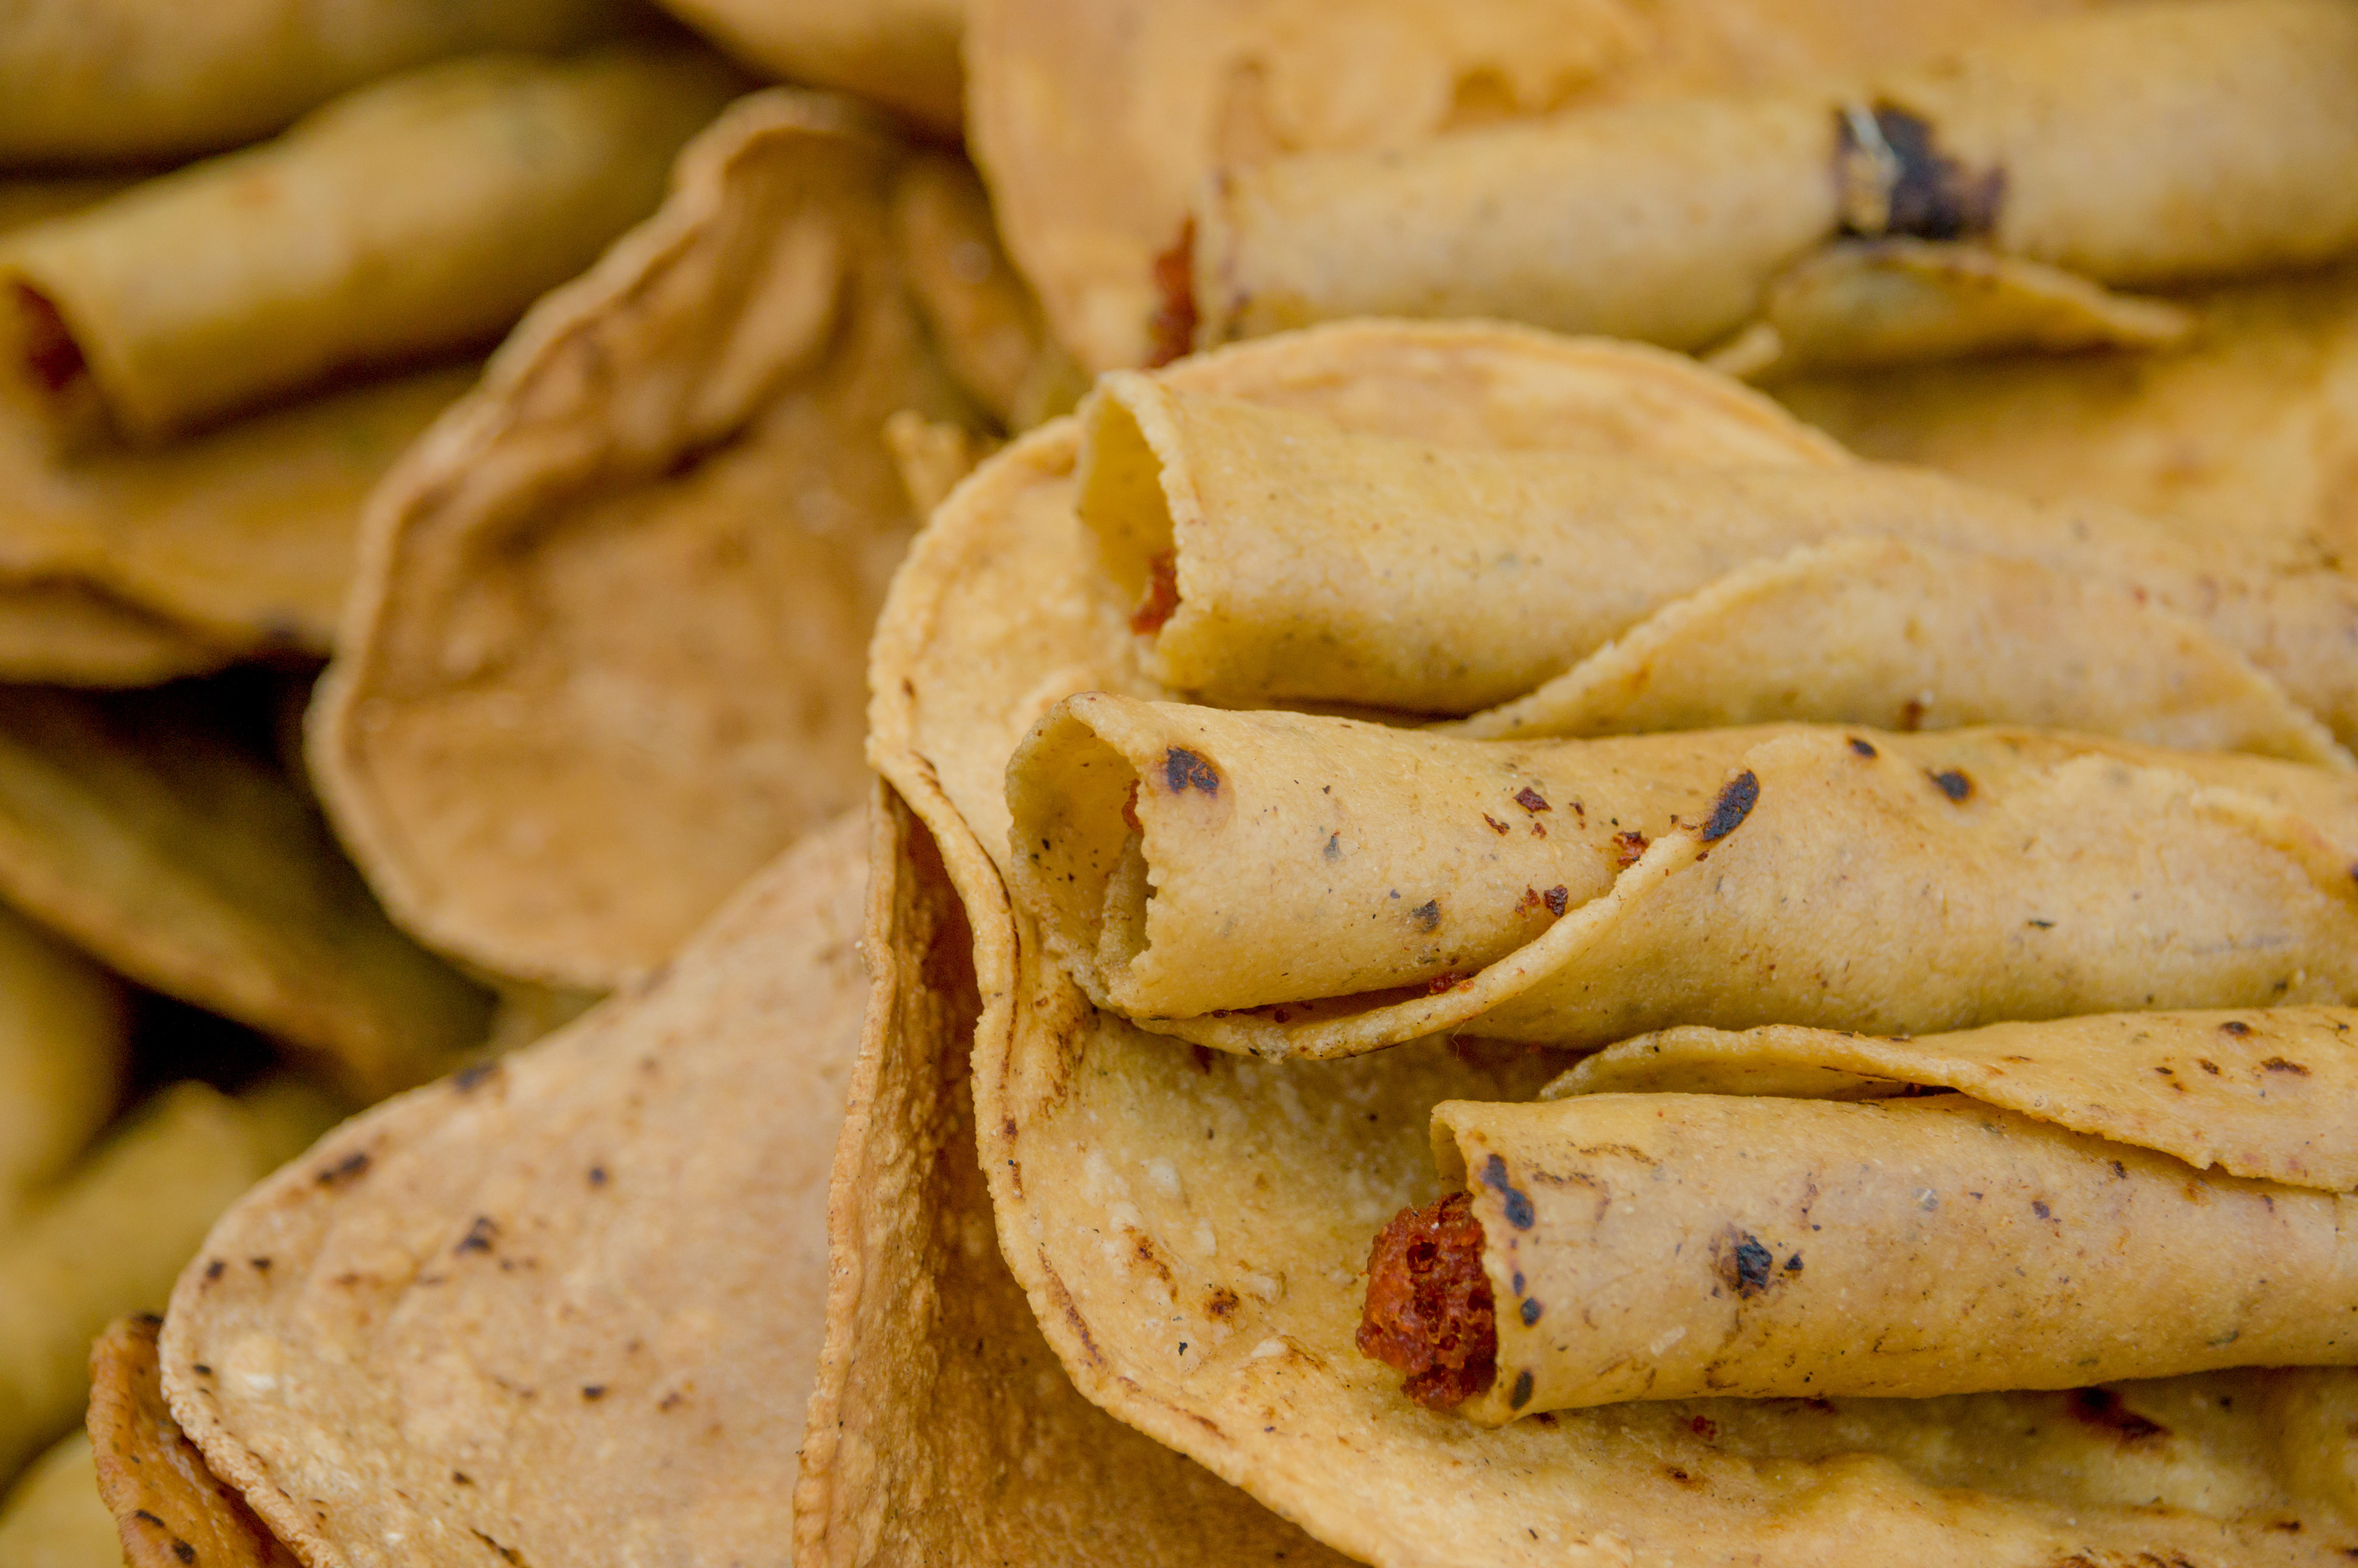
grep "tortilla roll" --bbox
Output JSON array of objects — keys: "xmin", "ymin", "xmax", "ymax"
[
  {"xmin": 1081, "ymin": 376, "xmax": 2358, "ymax": 746},
  {"xmin": 1553, "ymin": 1008, "xmax": 2358, "ymax": 1191},
  {"xmin": 0, "ymin": 907, "xmax": 127, "ymax": 1219},
  {"xmin": 0, "ymin": 1080, "xmax": 334, "ymax": 1485},
  {"xmin": 0, "ymin": 0, "xmax": 641, "ymax": 167},
  {"xmin": 1007, "ymin": 697, "xmax": 2358, "ymax": 1056},
  {"xmin": 0, "ymin": 50, "xmax": 739, "ymax": 446},
  {"xmin": 0, "ymin": 1431, "xmax": 119, "ymax": 1567},
  {"xmin": 653, "ymin": 0, "xmax": 963, "ymax": 131},
  {"xmin": 1373, "ymin": 1094, "xmax": 2358, "ymax": 1424},
  {"xmin": 1194, "ymin": 0, "xmax": 2358, "ymax": 358}
]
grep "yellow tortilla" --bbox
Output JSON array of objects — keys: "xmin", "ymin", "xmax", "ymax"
[
  {"xmin": 653, "ymin": 0, "xmax": 963, "ymax": 131},
  {"xmin": 0, "ymin": 904, "xmax": 125, "ymax": 1218},
  {"xmin": 0, "ymin": 1080, "xmax": 334, "ymax": 1486},
  {"xmin": 0, "ymin": 1431, "xmax": 122, "ymax": 1568},
  {"xmin": 0, "ymin": 686, "xmax": 491, "ymax": 1097},
  {"xmin": 1776, "ymin": 258, "xmax": 2358, "ymax": 565},
  {"xmin": 967, "ymin": 0, "xmax": 2127, "ymax": 370},
  {"xmin": 1080, "ymin": 372, "xmax": 2358, "ymax": 743},
  {"xmin": 0, "ymin": 0, "xmax": 640, "ymax": 165},
  {"xmin": 872, "ymin": 316, "xmax": 2358, "ymax": 1566},
  {"xmin": 1193, "ymin": 0, "xmax": 2358, "ymax": 363},
  {"xmin": 890, "ymin": 155, "xmax": 1063, "ymax": 431},
  {"xmin": 313, "ymin": 91, "xmax": 990, "ymax": 990},
  {"xmin": 88, "ymin": 1316, "xmax": 297, "ymax": 1568},
  {"xmin": 0, "ymin": 50, "xmax": 739, "ymax": 447},
  {"xmin": 1555, "ymin": 1007, "xmax": 2358, "ymax": 1190}
]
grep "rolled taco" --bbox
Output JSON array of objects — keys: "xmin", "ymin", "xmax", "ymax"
[
  {"xmin": 1370, "ymin": 1090, "xmax": 2358, "ymax": 1423},
  {"xmin": 1007, "ymin": 695, "xmax": 2358, "ymax": 1057},
  {"xmin": 1080, "ymin": 373, "xmax": 2358, "ymax": 747},
  {"xmin": 0, "ymin": 50, "xmax": 739, "ymax": 446},
  {"xmin": 1190, "ymin": 0, "xmax": 2358, "ymax": 367}
]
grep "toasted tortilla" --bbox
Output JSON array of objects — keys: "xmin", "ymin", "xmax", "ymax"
[
  {"xmin": 652, "ymin": 0, "xmax": 963, "ymax": 131},
  {"xmin": 0, "ymin": 686, "xmax": 490, "ymax": 1097},
  {"xmin": 0, "ymin": 50, "xmax": 738, "ymax": 447},
  {"xmin": 0, "ymin": 0, "xmax": 641, "ymax": 166},
  {"xmin": 0, "ymin": 903, "xmax": 127, "ymax": 1217},
  {"xmin": 88, "ymin": 1316, "xmax": 297, "ymax": 1568},
  {"xmin": 1776, "ymin": 259, "xmax": 2358, "ymax": 565},
  {"xmin": 872, "ymin": 317, "xmax": 2358, "ymax": 1565},
  {"xmin": 1191, "ymin": 1, "xmax": 2358, "ymax": 366},
  {"xmin": 313, "ymin": 90, "xmax": 984, "ymax": 990},
  {"xmin": 0, "ymin": 1431, "xmax": 123, "ymax": 1568},
  {"xmin": 966, "ymin": 0, "xmax": 2127, "ymax": 370}
]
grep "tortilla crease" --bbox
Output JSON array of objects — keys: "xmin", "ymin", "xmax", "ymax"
[
  {"xmin": 312, "ymin": 89, "xmax": 988, "ymax": 991},
  {"xmin": 0, "ymin": 1430, "xmax": 123, "ymax": 1568},
  {"xmin": 0, "ymin": 1078, "xmax": 336, "ymax": 1488},
  {"xmin": 89, "ymin": 1316, "xmax": 298, "ymax": 1568},
  {"xmin": 0, "ymin": 50, "xmax": 741, "ymax": 448},
  {"xmin": 652, "ymin": 0, "xmax": 963, "ymax": 132},
  {"xmin": 0, "ymin": 686, "xmax": 490, "ymax": 1098},
  {"xmin": 870, "ymin": 322, "xmax": 2358, "ymax": 1563},
  {"xmin": 1189, "ymin": 1, "xmax": 2358, "ymax": 364},
  {"xmin": 0, "ymin": 0, "xmax": 641, "ymax": 166},
  {"xmin": 966, "ymin": 0, "xmax": 2128, "ymax": 372},
  {"xmin": 1776, "ymin": 259, "xmax": 2358, "ymax": 566}
]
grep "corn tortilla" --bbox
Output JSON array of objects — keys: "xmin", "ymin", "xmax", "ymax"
[{"xmin": 652, "ymin": 0, "xmax": 963, "ymax": 132}]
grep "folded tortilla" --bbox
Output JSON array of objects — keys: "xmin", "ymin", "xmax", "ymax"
[
  {"xmin": 876, "ymin": 316, "xmax": 2358, "ymax": 1566},
  {"xmin": 653, "ymin": 0, "xmax": 963, "ymax": 131},
  {"xmin": 0, "ymin": 0, "xmax": 640, "ymax": 165},
  {"xmin": 1192, "ymin": 0, "xmax": 2358, "ymax": 364},
  {"xmin": 1008, "ymin": 695, "xmax": 2358, "ymax": 1056},
  {"xmin": 0, "ymin": 906, "xmax": 125, "ymax": 1221},
  {"xmin": 1403, "ymin": 1092, "xmax": 2358, "ymax": 1423},
  {"xmin": 0, "ymin": 49, "xmax": 739, "ymax": 446},
  {"xmin": 313, "ymin": 91, "xmax": 988, "ymax": 989},
  {"xmin": 1081, "ymin": 373, "xmax": 2358, "ymax": 748},
  {"xmin": 1777, "ymin": 258, "xmax": 2358, "ymax": 566},
  {"xmin": 967, "ymin": 0, "xmax": 2130, "ymax": 372}
]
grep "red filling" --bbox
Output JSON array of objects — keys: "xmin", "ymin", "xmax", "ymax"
[
  {"xmin": 1357, "ymin": 1192, "xmax": 1497, "ymax": 1409},
  {"xmin": 1144, "ymin": 218, "xmax": 1197, "ymax": 369},
  {"xmin": 14, "ymin": 284, "xmax": 86, "ymax": 395},
  {"xmin": 1129, "ymin": 549, "xmax": 1181, "ymax": 636}
]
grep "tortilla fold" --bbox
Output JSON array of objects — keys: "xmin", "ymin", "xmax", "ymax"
[
  {"xmin": 0, "ymin": 50, "xmax": 740, "ymax": 446},
  {"xmin": 1194, "ymin": 0, "xmax": 2358, "ymax": 360},
  {"xmin": 1081, "ymin": 373, "xmax": 2358, "ymax": 746},
  {"xmin": 0, "ymin": 0, "xmax": 642, "ymax": 166},
  {"xmin": 1007, "ymin": 696, "xmax": 2358, "ymax": 1057},
  {"xmin": 1423, "ymin": 1094, "xmax": 2358, "ymax": 1422},
  {"xmin": 653, "ymin": 0, "xmax": 963, "ymax": 131}
]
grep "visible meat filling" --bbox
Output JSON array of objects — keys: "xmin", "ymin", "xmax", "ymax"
[
  {"xmin": 1358, "ymin": 1192, "xmax": 1497, "ymax": 1408},
  {"xmin": 1145, "ymin": 218, "xmax": 1198, "ymax": 368}
]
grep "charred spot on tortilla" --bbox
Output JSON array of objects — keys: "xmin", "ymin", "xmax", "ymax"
[
  {"xmin": 1409, "ymin": 898, "xmax": 1443, "ymax": 932},
  {"xmin": 1836, "ymin": 100, "xmax": 2003, "ymax": 242},
  {"xmin": 2068, "ymin": 1386, "xmax": 2169, "ymax": 1443},
  {"xmin": 1145, "ymin": 217, "xmax": 1198, "ymax": 369},
  {"xmin": 1848, "ymin": 738, "xmax": 1878, "ymax": 759},
  {"xmin": 456, "ymin": 1215, "xmax": 499, "ymax": 1254},
  {"xmin": 1357, "ymin": 1192, "xmax": 1498, "ymax": 1409},
  {"xmin": 1721, "ymin": 1231, "xmax": 1777, "ymax": 1299},
  {"xmin": 1131, "ymin": 549, "xmax": 1182, "ymax": 636},
  {"xmin": 1542, "ymin": 884, "xmax": 1570, "ymax": 917},
  {"xmin": 2221, "ymin": 1020, "xmax": 2253, "ymax": 1036},
  {"xmin": 314, "ymin": 1150, "xmax": 372, "ymax": 1188},
  {"xmin": 1163, "ymin": 747, "xmax": 1219, "ymax": 794},
  {"xmin": 1701, "ymin": 770, "xmax": 1760, "ymax": 842},
  {"xmin": 2263, "ymin": 1056, "xmax": 2312, "ymax": 1076},
  {"xmin": 1480, "ymin": 1153, "xmax": 1536, "ymax": 1230},
  {"xmin": 1513, "ymin": 786, "xmax": 1550, "ymax": 813},
  {"xmin": 1611, "ymin": 829, "xmax": 1649, "ymax": 869},
  {"xmin": 12, "ymin": 280, "xmax": 86, "ymax": 394},
  {"xmin": 1928, "ymin": 768, "xmax": 1974, "ymax": 803}
]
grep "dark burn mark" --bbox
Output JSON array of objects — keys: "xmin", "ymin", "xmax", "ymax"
[
  {"xmin": 1783, "ymin": 1253, "xmax": 1804, "ymax": 1274},
  {"xmin": 134, "ymin": 1510, "xmax": 165, "ymax": 1527},
  {"xmin": 452, "ymin": 1061, "xmax": 501, "ymax": 1094},
  {"xmin": 472, "ymin": 1528, "xmax": 526, "ymax": 1565},
  {"xmin": 172, "ymin": 1541, "xmax": 196, "ymax": 1565},
  {"xmin": 1480, "ymin": 1154, "xmax": 1536, "ymax": 1230},
  {"xmin": 1848, "ymin": 738, "xmax": 1878, "ymax": 758},
  {"xmin": 1701, "ymin": 771, "xmax": 1759, "ymax": 842},
  {"xmin": 2032, "ymin": 1200, "xmax": 2053, "ymax": 1221},
  {"xmin": 1521, "ymin": 1298, "xmax": 1543, "ymax": 1326},
  {"xmin": 192, "ymin": 1364, "xmax": 212, "ymax": 1377},
  {"xmin": 1611, "ymin": 830, "xmax": 1649, "ymax": 869},
  {"xmin": 1836, "ymin": 101, "xmax": 2003, "ymax": 241},
  {"xmin": 456, "ymin": 1216, "xmax": 499, "ymax": 1254},
  {"xmin": 1511, "ymin": 1369, "xmax": 1534, "ymax": 1409},
  {"xmin": 1927, "ymin": 768, "xmax": 1972, "ymax": 803},
  {"xmin": 1725, "ymin": 1233, "xmax": 1775, "ymax": 1299},
  {"xmin": 13, "ymin": 284, "xmax": 86, "ymax": 394},
  {"xmin": 2111, "ymin": 1160, "xmax": 2127, "ymax": 1179},
  {"xmin": 1543, "ymin": 884, "xmax": 1570, "ymax": 917},
  {"xmin": 314, "ymin": 1150, "xmax": 372, "ymax": 1187},
  {"xmin": 2264, "ymin": 1057, "xmax": 2312, "ymax": 1076},
  {"xmin": 588, "ymin": 1165, "xmax": 608, "ymax": 1187},
  {"xmin": 1323, "ymin": 832, "xmax": 1342, "ymax": 862},
  {"xmin": 1189, "ymin": 1044, "xmax": 1216, "ymax": 1074},
  {"xmin": 2069, "ymin": 1386, "xmax": 2169, "ymax": 1443},
  {"xmin": 2197, "ymin": 1060, "xmax": 2220, "ymax": 1075},
  {"xmin": 250, "ymin": 1257, "xmax": 272, "ymax": 1272},
  {"xmin": 1163, "ymin": 748, "xmax": 1218, "ymax": 795},
  {"xmin": 1482, "ymin": 814, "xmax": 1510, "ymax": 834},
  {"xmin": 1665, "ymin": 1466, "xmax": 1695, "ymax": 1485},
  {"xmin": 1145, "ymin": 217, "xmax": 1196, "ymax": 369},
  {"xmin": 2221, "ymin": 1020, "xmax": 2252, "ymax": 1036},
  {"xmin": 1513, "ymin": 786, "xmax": 1550, "ymax": 814},
  {"xmin": 1131, "ymin": 549, "xmax": 1182, "ymax": 636},
  {"xmin": 582, "ymin": 1385, "xmax": 607, "ymax": 1401},
  {"xmin": 1410, "ymin": 899, "xmax": 1441, "ymax": 932},
  {"xmin": 1207, "ymin": 1287, "xmax": 1240, "ymax": 1318},
  {"xmin": 204, "ymin": 1259, "xmax": 225, "ymax": 1283}
]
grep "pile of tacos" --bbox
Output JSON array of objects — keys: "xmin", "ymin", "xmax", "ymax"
[{"xmin": 1, "ymin": 1, "xmax": 2356, "ymax": 1566}]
